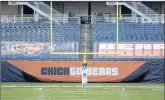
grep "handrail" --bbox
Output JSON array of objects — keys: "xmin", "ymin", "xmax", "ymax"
[
  {"xmin": 106, "ymin": 1, "xmax": 159, "ymax": 21},
  {"xmin": 38, "ymin": 2, "xmax": 61, "ymax": 14},
  {"xmin": 1, "ymin": 14, "xmax": 164, "ymax": 23},
  {"xmin": 137, "ymin": 2, "xmax": 158, "ymax": 14}
]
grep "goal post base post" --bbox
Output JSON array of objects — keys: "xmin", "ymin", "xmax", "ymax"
[{"xmin": 82, "ymin": 54, "xmax": 87, "ymax": 87}]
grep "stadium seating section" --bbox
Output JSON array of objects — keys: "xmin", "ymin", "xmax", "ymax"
[
  {"xmin": 92, "ymin": 23, "xmax": 164, "ymax": 42},
  {"xmin": 1, "ymin": 22, "xmax": 80, "ymax": 42},
  {"xmin": 1, "ymin": 22, "xmax": 164, "ymax": 60}
]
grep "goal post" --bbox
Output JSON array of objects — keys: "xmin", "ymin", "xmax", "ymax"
[
  {"xmin": 49, "ymin": 1, "xmax": 119, "ymax": 87},
  {"xmin": 82, "ymin": 54, "xmax": 87, "ymax": 87}
]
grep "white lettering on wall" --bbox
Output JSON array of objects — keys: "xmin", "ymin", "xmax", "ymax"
[
  {"xmin": 112, "ymin": 67, "xmax": 118, "ymax": 76},
  {"xmin": 118, "ymin": 44, "xmax": 134, "ymax": 50},
  {"xmin": 153, "ymin": 44, "xmax": 164, "ymax": 49},
  {"xmin": 99, "ymin": 44, "xmax": 115, "ymax": 49},
  {"xmin": 99, "ymin": 43, "xmax": 164, "ymax": 50},
  {"xmin": 70, "ymin": 67, "xmax": 119, "ymax": 76}
]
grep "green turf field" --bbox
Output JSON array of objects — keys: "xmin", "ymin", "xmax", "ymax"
[{"xmin": 1, "ymin": 83, "xmax": 164, "ymax": 100}]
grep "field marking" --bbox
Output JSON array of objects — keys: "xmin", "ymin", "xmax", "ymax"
[
  {"xmin": 1, "ymin": 85, "xmax": 163, "ymax": 89},
  {"xmin": 1, "ymin": 95, "xmax": 111, "ymax": 97}
]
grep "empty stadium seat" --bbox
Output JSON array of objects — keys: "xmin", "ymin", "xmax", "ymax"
[
  {"xmin": 1, "ymin": 22, "xmax": 80, "ymax": 60},
  {"xmin": 1, "ymin": 21, "xmax": 164, "ymax": 60},
  {"xmin": 92, "ymin": 23, "xmax": 164, "ymax": 42}
]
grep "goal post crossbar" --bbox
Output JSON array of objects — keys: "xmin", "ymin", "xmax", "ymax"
[{"xmin": 50, "ymin": 52, "xmax": 118, "ymax": 55}]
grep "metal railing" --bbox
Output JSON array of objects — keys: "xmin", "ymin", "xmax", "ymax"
[
  {"xmin": 8, "ymin": 1, "xmax": 62, "ymax": 20},
  {"xmin": 125, "ymin": 2, "xmax": 158, "ymax": 19},
  {"xmin": 28, "ymin": 1, "xmax": 61, "ymax": 18},
  {"xmin": 137, "ymin": 2, "xmax": 157, "ymax": 15},
  {"xmin": 38, "ymin": 2, "xmax": 61, "ymax": 14},
  {"xmin": 1, "ymin": 14, "xmax": 81, "ymax": 24},
  {"xmin": 107, "ymin": 1, "xmax": 158, "ymax": 21},
  {"xmin": 91, "ymin": 14, "xmax": 164, "ymax": 23},
  {"xmin": 1, "ymin": 14, "xmax": 164, "ymax": 24}
]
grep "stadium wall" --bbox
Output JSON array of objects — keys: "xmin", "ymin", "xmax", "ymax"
[
  {"xmin": 1, "ymin": 60, "xmax": 164, "ymax": 83},
  {"xmin": 1, "ymin": 1, "xmax": 164, "ymax": 15},
  {"xmin": 1, "ymin": 1, "xmax": 20, "ymax": 15}
]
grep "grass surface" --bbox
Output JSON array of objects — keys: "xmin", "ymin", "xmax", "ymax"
[{"xmin": 1, "ymin": 83, "xmax": 164, "ymax": 100}]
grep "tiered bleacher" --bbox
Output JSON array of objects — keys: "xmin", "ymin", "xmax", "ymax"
[
  {"xmin": 92, "ymin": 23, "xmax": 164, "ymax": 42},
  {"xmin": 1, "ymin": 19, "xmax": 164, "ymax": 60},
  {"xmin": 1, "ymin": 22, "xmax": 80, "ymax": 60},
  {"xmin": 92, "ymin": 22, "xmax": 164, "ymax": 60},
  {"xmin": 1, "ymin": 22, "xmax": 80, "ymax": 42}
]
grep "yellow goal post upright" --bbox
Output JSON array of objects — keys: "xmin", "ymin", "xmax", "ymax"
[{"xmin": 49, "ymin": 1, "xmax": 119, "ymax": 87}]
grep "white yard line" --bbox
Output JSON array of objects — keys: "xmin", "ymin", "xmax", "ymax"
[{"xmin": 1, "ymin": 85, "xmax": 163, "ymax": 88}]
